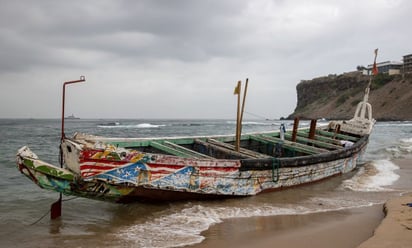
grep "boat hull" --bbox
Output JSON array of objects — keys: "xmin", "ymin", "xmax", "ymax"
[{"xmin": 16, "ymin": 134, "xmax": 368, "ymax": 202}]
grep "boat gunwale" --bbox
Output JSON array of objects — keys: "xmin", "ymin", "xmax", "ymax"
[
  {"xmin": 66, "ymin": 131, "xmax": 368, "ymax": 171},
  {"xmin": 72, "ymin": 124, "xmax": 331, "ymax": 145},
  {"xmin": 240, "ymin": 134, "xmax": 368, "ymax": 170}
]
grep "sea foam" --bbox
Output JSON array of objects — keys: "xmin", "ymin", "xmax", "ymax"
[
  {"xmin": 98, "ymin": 123, "xmax": 166, "ymax": 128},
  {"xmin": 114, "ymin": 197, "xmax": 377, "ymax": 248},
  {"xmin": 342, "ymin": 160, "xmax": 400, "ymax": 192}
]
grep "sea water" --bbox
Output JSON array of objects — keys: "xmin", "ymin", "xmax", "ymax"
[{"xmin": 0, "ymin": 119, "xmax": 411, "ymax": 248}]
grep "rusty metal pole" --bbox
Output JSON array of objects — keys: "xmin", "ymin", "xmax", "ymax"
[
  {"xmin": 61, "ymin": 76, "xmax": 86, "ymax": 143},
  {"xmin": 52, "ymin": 76, "xmax": 85, "ymax": 220}
]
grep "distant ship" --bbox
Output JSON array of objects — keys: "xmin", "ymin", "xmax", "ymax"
[{"xmin": 65, "ymin": 114, "xmax": 80, "ymax": 120}]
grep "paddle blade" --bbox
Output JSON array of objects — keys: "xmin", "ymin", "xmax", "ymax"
[{"xmin": 50, "ymin": 194, "xmax": 62, "ymax": 219}]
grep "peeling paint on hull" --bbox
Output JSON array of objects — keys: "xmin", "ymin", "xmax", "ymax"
[{"xmin": 16, "ymin": 135, "xmax": 368, "ymax": 202}]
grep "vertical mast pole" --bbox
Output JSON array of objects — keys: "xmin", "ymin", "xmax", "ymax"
[
  {"xmin": 239, "ymin": 78, "xmax": 249, "ymax": 138},
  {"xmin": 235, "ymin": 81, "xmax": 241, "ymax": 152},
  {"xmin": 61, "ymin": 76, "xmax": 86, "ymax": 145},
  {"xmin": 52, "ymin": 76, "xmax": 85, "ymax": 220}
]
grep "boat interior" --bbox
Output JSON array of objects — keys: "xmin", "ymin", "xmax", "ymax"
[{"xmin": 94, "ymin": 127, "xmax": 361, "ymax": 160}]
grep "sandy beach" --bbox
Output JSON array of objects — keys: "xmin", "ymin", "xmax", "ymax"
[
  {"xmin": 190, "ymin": 159, "xmax": 412, "ymax": 248},
  {"xmin": 358, "ymin": 194, "xmax": 412, "ymax": 248},
  {"xmin": 191, "ymin": 205, "xmax": 384, "ymax": 248}
]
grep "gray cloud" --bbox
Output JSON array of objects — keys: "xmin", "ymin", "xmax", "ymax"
[{"xmin": 0, "ymin": 0, "xmax": 410, "ymax": 118}]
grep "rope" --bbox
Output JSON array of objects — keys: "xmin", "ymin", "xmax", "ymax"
[
  {"xmin": 28, "ymin": 196, "xmax": 79, "ymax": 226},
  {"xmin": 29, "ymin": 209, "xmax": 50, "ymax": 226},
  {"xmin": 244, "ymin": 111, "xmax": 274, "ymax": 121},
  {"xmin": 272, "ymin": 158, "xmax": 280, "ymax": 182}
]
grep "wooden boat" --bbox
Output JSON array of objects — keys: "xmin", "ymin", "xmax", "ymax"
[
  {"xmin": 16, "ymin": 48, "xmax": 383, "ymax": 205},
  {"xmin": 16, "ymin": 88, "xmax": 375, "ymax": 202}
]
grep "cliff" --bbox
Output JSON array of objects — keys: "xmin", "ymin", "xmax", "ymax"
[{"xmin": 288, "ymin": 72, "xmax": 412, "ymax": 121}]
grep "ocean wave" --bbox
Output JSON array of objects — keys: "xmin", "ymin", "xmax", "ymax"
[
  {"xmin": 98, "ymin": 122, "xmax": 121, "ymax": 127},
  {"xmin": 341, "ymin": 160, "xmax": 400, "ymax": 192},
  {"xmin": 399, "ymin": 137, "xmax": 412, "ymax": 153},
  {"xmin": 171, "ymin": 123, "xmax": 204, "ymax": 127},
  {"xmin": 366, "ymin": 136, "xmax": 412, "ymax": 160},
  {"xmin": 98, "ymin": 123, "xmax": 166, "ymax": 129},
  {"xmin": 225, "ymin": 120, "xmax": 276, "ymax": 126},
  {"xmin": 375, "ymin": 121, "xmax": 412, "ymax": 127},
  {"xmin": 383, "ymin": 137, "xmax": 412, "ymax": 158}
]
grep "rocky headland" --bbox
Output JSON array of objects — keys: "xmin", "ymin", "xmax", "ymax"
[{"xmin": 288, "ymin": 71, "xmax": 412, "ymax": 121}]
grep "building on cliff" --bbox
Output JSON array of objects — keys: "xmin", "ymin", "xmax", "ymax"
[
  {"xmin": 365, "ymin": 60, "xmax": 402, "ymax": 75},
  {"xmin": 403, "ymin": 53, "xmax": 412, "ymax": 74},
  {"xmin": 364, "ymin": 53, "xmax": 412, "ymax": 76}
]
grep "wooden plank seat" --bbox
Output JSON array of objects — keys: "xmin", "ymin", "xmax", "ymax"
[
  {"xmin": 150, "ymin": 141, "xmax": 202, "ymax": 158},
  {"xmin": 206, "ymin": 138, "xmax": 272, "ymax": 159},
  {"xmin": 312, "ymin": 129, "xmax": 359, "ymax": 142},
  {"xmin": 193, "ymin": 139, "xmax": 252, "ymax": 159},
  {"xmin": 296, "ymin": 131, "xmax": 343, "ymax": 146},
  {"xmin": 163, "ymin": 141, "xmax": 214, "ymax": 159},
  {"xmin": 250, "ymin": 135, "xmax": 328, "ymax": 155},
  {"xmin": 284, "ymin": 133, "xmax": 343, "ymax": 150}
]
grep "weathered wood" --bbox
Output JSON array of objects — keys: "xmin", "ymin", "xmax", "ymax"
[
  {"xmin": 314, "ymin": 129, "xmax": 359, "ymax": 142},
  {"xmin": 284, "ymin": 133, "xmax": 342, "ymax": 150},
  {"xmin": 235, "ymin": 80, "xmax": 242, "ymax": 152},
  {"xmin": 249, "ymin": 135, "xmax": 328, "ymax": 155},
  {"xmin": 163, "ymin": 141, "xmax": 214, "ymax": 159},
  {"xmin": 296, "ymin": 131, "xmax": 343, "ymax": 146},
  {"xmin": 108, "ymin": 140, "xmax": 151, "ymax": 148},
  {"xmin": 309, "ymin": 119, "xmax": 317, "ymax": 140},
  {"xmin": 194, "ymin": 139, "xmax": 251, "ymax": 159},
  {"xmin": 150, "ymin": 141, "xmax": 197, "ymax": 158},
  {"xmin": 292, "ymin": 117, "xmax": 299, "ymax": 142},
  {"xmin": 207, "ymin": 138, "xmax": 272, "ymax": 159},
  {"xmin": 239, "ymin": 78, "xmax": 249, "ymax": 139}
]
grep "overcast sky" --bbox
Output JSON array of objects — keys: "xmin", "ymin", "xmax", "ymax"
[{"xmin": 0, "ymin": 0, "xmax": 410, "ymax": 119}]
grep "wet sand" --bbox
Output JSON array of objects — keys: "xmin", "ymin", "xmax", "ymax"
[
  {"xmin": 190, "ymin": 159, "xmax": 412, "ymax": 248},
  {"xmin": 191, "ymin": 205, "xmax": 384, "ymax": 248},
  {"xmin": 358, "ymin": 192, "xmax": 412, "ymax": 248},
  {"xmin": 359, "ymin": 158, "xmax": 412, "ymax": 248}
]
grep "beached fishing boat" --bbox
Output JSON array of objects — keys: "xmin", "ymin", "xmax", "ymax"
[
  {"xmin": 16, "ymin": 82, "xmax": 375, "ymax": 203},
  {"xmin": 15, "ymin": 51, "xmax": 381, "ymax": 220}
]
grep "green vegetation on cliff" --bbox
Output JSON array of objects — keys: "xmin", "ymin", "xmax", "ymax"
[{"xmin": 288, "ymin": 72, "xmax": 412, "ymax": 121}]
